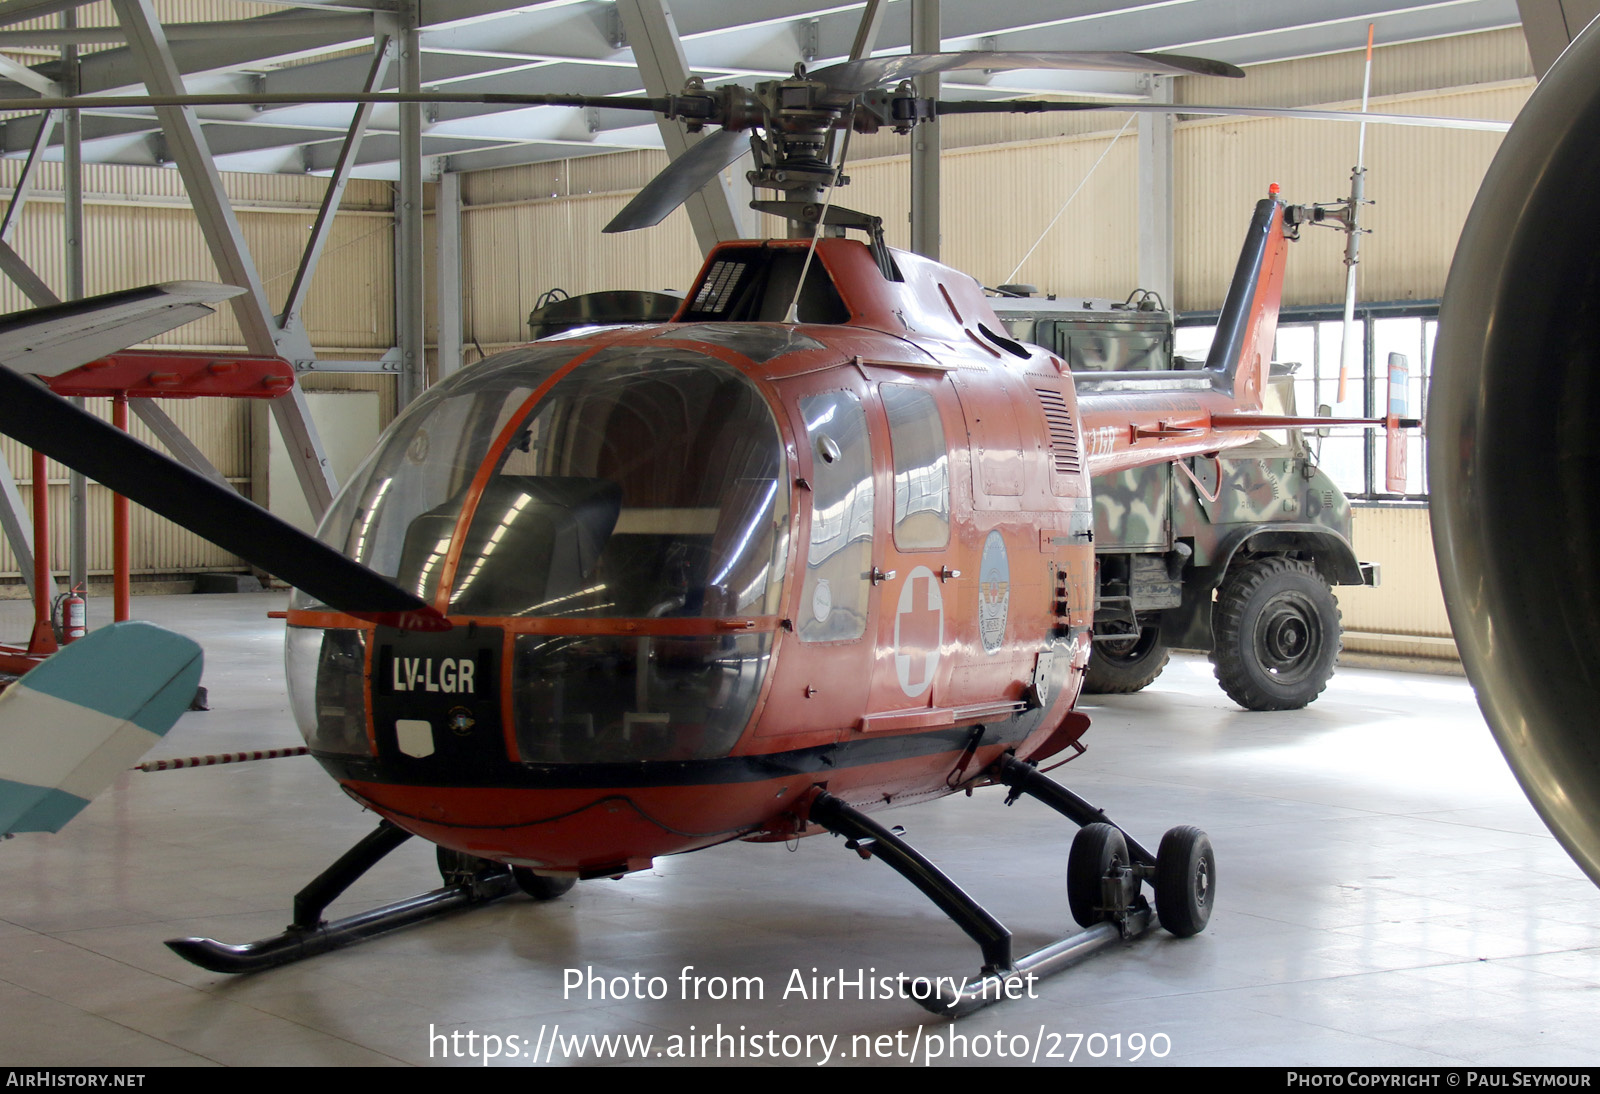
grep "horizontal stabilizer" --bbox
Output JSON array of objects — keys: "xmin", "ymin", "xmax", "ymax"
[
  {"xmin": 1210, "ymin": 412, "xmax": 1386, "ymax": 430},
  {"xmin": 0, "ymin": 282, "xmax": 244, "ymax": 378},
  {"xmin": 1209, "ymin": 412, "xmax": 1421, "ymax": 431},
  {"xmin": 0, "ymin": 622, "xmax": 202, "ymax": 835}
]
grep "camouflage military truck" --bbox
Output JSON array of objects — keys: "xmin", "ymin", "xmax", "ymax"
[{"xmin": 993, "ymin": 293, "xmax": 1378, "ymax": 711}]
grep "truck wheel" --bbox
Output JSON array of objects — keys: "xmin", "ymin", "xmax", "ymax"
[
  {"xmin": 1211, "ymin": 556, "xmax": 1341, "ymax": 711},
  {"xmin": 1083, "ymin": 626, "xmax": 1169, "ymax": 694}
]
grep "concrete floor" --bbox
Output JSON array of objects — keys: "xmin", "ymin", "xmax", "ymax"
[{"xmin": 1, "ymin": 591, "xmax": 1596, "ymax": 1068}]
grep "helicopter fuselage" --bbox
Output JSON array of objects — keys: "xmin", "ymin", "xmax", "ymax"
[{"xmin": 285, "ymin": 202, "xmax": 1291, "ymax": 881}]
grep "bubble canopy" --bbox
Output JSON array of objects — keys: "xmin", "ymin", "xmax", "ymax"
[
  {"xmin": 296, "ymin": 344, "xmax": 791, "ymax": 621},
  {"xmin": 288, "ymin": 344, "xmax": 793, "ymax": 765}
]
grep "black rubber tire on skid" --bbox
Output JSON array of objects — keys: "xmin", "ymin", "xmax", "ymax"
[
  {"xmin": 1153, "ymin": 825, "xmax": 1215, "ymax": 938},
  {"xmin": 1210, "ymin": 555, "xmax": 1342, "ymax": 711},
  {"xmin": 1067, "ymin": 822, "xmax": 1129, "ymax": 929},
  {"xmin": 512, "ymin": 867, "xmax": 577, "ymax": 901},
  {"xmin": 1083, "ymin": 626, "xmax": 1170, "ymax": 694}
]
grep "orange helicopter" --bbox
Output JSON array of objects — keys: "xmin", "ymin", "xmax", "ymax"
[{"xmin": 0, "ymin": 51, "xmax": 1410, "ymax": 1016}]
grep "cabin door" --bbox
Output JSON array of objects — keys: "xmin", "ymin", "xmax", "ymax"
[{"xmin": 751, "ymin": 378, "xmax": 879, "ymax": 747}]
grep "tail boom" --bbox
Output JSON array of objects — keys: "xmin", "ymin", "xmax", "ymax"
[{"xmin": 1074, "ymin": 191, "xmax": 1298, "ymax": 475}]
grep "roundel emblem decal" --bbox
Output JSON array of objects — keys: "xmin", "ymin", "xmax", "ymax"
[
  {"xmin": 894, "ymin": 565, "xmax": 943, "ymax": 698},
  {"xmin": 978, "ymin": 530, "xmax": 1010, "ymax": 654}
]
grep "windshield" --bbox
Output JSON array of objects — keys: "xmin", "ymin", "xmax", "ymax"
[
  {"xmin": 311, "ymin": 344, "xmax": 573, "ymax": 586},
  {"xmin": 299, "ymin": 345, "xmax": 789, "ymax": 621}
]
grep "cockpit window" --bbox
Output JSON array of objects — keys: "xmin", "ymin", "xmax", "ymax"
[
  {"xmin": 446, "ymin": 351, "xmax": 788, "ymax": 619},
  {"xmin": 310, "ymin": 344, "xmax": 574, "ymax": 595},
  {"xmin": 301, "ymin": 346, "xmax": 790, "ymax": 626}
]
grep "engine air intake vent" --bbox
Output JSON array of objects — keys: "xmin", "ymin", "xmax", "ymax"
[
  {"xmin": 688, "ymin": 260, "xmax": 748, "ymax": 316},
  {"xmin": 1035, "ymin": 387, "xmax": 1081, "ymax": 475}
]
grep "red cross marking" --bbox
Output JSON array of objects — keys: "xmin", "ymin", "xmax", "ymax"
[{"xmin": 898, "ymin": 574, "xmax": 942, "ymax": 687}]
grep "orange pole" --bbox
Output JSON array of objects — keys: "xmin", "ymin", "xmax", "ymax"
[
  {"xmin": 27, "ymin": 449, "xmax": 56, "ymax": 654},
  {"xmin": 112, "ymin": 393, "xmax": 130, "ymax": 622}
]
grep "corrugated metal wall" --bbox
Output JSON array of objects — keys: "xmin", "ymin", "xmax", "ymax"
[
  {"xmin": 453, "ymin": 152, "xmax": 703, "ymax": 350},
  {"xmin": 3, "ymin": 2, "xmax": 285, "ymax": 41},
  {"xmin": 1339, "ymin": 507, "xmax": 1457, "ymax": 658},
  {"xmin": 1175, "ymin": 84, "xmax": 1527, "ymax": 310}
]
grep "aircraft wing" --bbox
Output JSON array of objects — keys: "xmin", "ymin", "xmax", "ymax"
[
  {"xmin": 0, "ymin": 282, "xmax": 244, "ymax": 378},
  {"xmin": 0, "ymin": 621, "xmax": 202, "ymax": 834}
]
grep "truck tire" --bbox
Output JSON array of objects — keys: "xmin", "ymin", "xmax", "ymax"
[
  {"xmin": 1083, "ymin": 626, "xmax": 1170, "ymax": 694},
  {"xmin": 1211, "ymin": 556, "xmax": 1341, "ymax": 711}
]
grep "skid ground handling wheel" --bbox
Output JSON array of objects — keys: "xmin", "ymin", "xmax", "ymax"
[{"xmin": 810, "ymin": 755, "xmax": 1218, "ymax": 1018}]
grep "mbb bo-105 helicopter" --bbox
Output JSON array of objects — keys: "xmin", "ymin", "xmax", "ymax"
[{"xmin": 0, "ymin": 47, "xmax": 1412, "ymax": 1016}]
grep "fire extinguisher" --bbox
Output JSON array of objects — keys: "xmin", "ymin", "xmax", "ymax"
[{"xmin": 53, "ymin": 586, "xmax": 86, "ymax": 644}]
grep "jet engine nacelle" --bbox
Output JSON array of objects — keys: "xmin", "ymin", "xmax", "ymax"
[{"xmin": 1430, "ymin": 18, "xmax": 1600, "ymax": 885}]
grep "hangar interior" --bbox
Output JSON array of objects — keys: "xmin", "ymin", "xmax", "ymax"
[{"xmin": 0, "ymin": 0, "xmax": 1592, "ymax": 1068}]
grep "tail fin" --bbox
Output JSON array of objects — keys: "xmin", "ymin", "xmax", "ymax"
[
  {"xmin": 1203, "ymin": 192, "xmax": 1296, "ymax": 410},
  {"xmin": 0, "ymin": 621, "xmax": 202, "ymax": 834}
]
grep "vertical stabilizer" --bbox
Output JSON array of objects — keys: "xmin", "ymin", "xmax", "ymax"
[{"xmin": 1202, "ymin": 193, "xmax": 1295, "ymax": 411}]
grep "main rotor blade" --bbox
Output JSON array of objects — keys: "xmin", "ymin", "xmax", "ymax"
[
  {"xmin": 0, "ymin": 371, "xmax": 445, "ymax": 629},
  {"xmin": 0, "ymin": 286, "xmax": 448, "ymax": 631},
  {"xmin": 0, "ymin": 282, "xmax": 242, "ymax": 377},
  {"xmin": 811, "ymin": 50, "xmax": 1244, "ymax": 93},
  {"xmin": 604, "ymin": 127, "xmax": 750, "ymax": 234},
  {"xmin": 937, "ymin": 98, "xmax": 1511, "ymax": 132},
  {"xmin": 0, "ymin": 91, "xmax": 670, "ymax": 113}
]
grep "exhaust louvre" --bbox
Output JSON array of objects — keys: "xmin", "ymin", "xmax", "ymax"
[{"xmin": 1035, "ymin": 387, "xmax": 1081, "ymax": 475}]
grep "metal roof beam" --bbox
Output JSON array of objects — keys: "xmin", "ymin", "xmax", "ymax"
[
  {"xmin": 0, "ymin": 53, "xmax": 58, "ymax": 96},
  {"xmin": 280, "ymin": 31, "xmax": 394, "ymax": 329},
  {"xmin": 1, "ymin": 111, "xmax": 58, "ymax": 242},
  {"xmin": 616, "ymin": 0, "xmax": 744, "ymax": 253},
  {"xmin": 71, "ymin": 0, "xmax": 538, "ymax": 95},
  {"xmin": 0, "ymin": 238, "xmax": 59, "ymax": 306},
  {"xmin": 108, "ymin": 0, "xmax": 338, "ymax": 516},
  {"xmin": 109, "ymin": 0, "xmax": 277, "ymax": 354},
  {"xmin": 0, "ymin": 1, "xmax": 97, "ymax": 29}
]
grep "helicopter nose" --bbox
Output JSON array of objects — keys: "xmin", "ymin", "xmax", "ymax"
[{"xmin": 507, "ymin": 629, "xmax": 774, "ymax": 765}]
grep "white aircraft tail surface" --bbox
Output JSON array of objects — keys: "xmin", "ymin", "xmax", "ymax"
[{"xmin": 0, "ymin": 621, "xmax": 202, "ymax": 834}]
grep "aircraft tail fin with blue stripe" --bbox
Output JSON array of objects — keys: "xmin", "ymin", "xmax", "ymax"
[{"xmin": 0, "ymin": 621, "xmax": 202, "ymax": 834}]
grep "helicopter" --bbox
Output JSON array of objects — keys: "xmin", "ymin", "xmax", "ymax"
[{"xmin": 0, "ymin": 48, "xmax": 1414, "ymax": 1017}]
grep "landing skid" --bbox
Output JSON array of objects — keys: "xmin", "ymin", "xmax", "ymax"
[
  {"xmin": 165, "ymin": 763, "xmax": 1212, "ymax": 1009},
  {"xmin": 808, "ymin": 754, "xmax": 1213, "ymax": 1019},
  {"xmin": 166, "ymin": 820, "xmax": 517, "ymax": 973}
]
